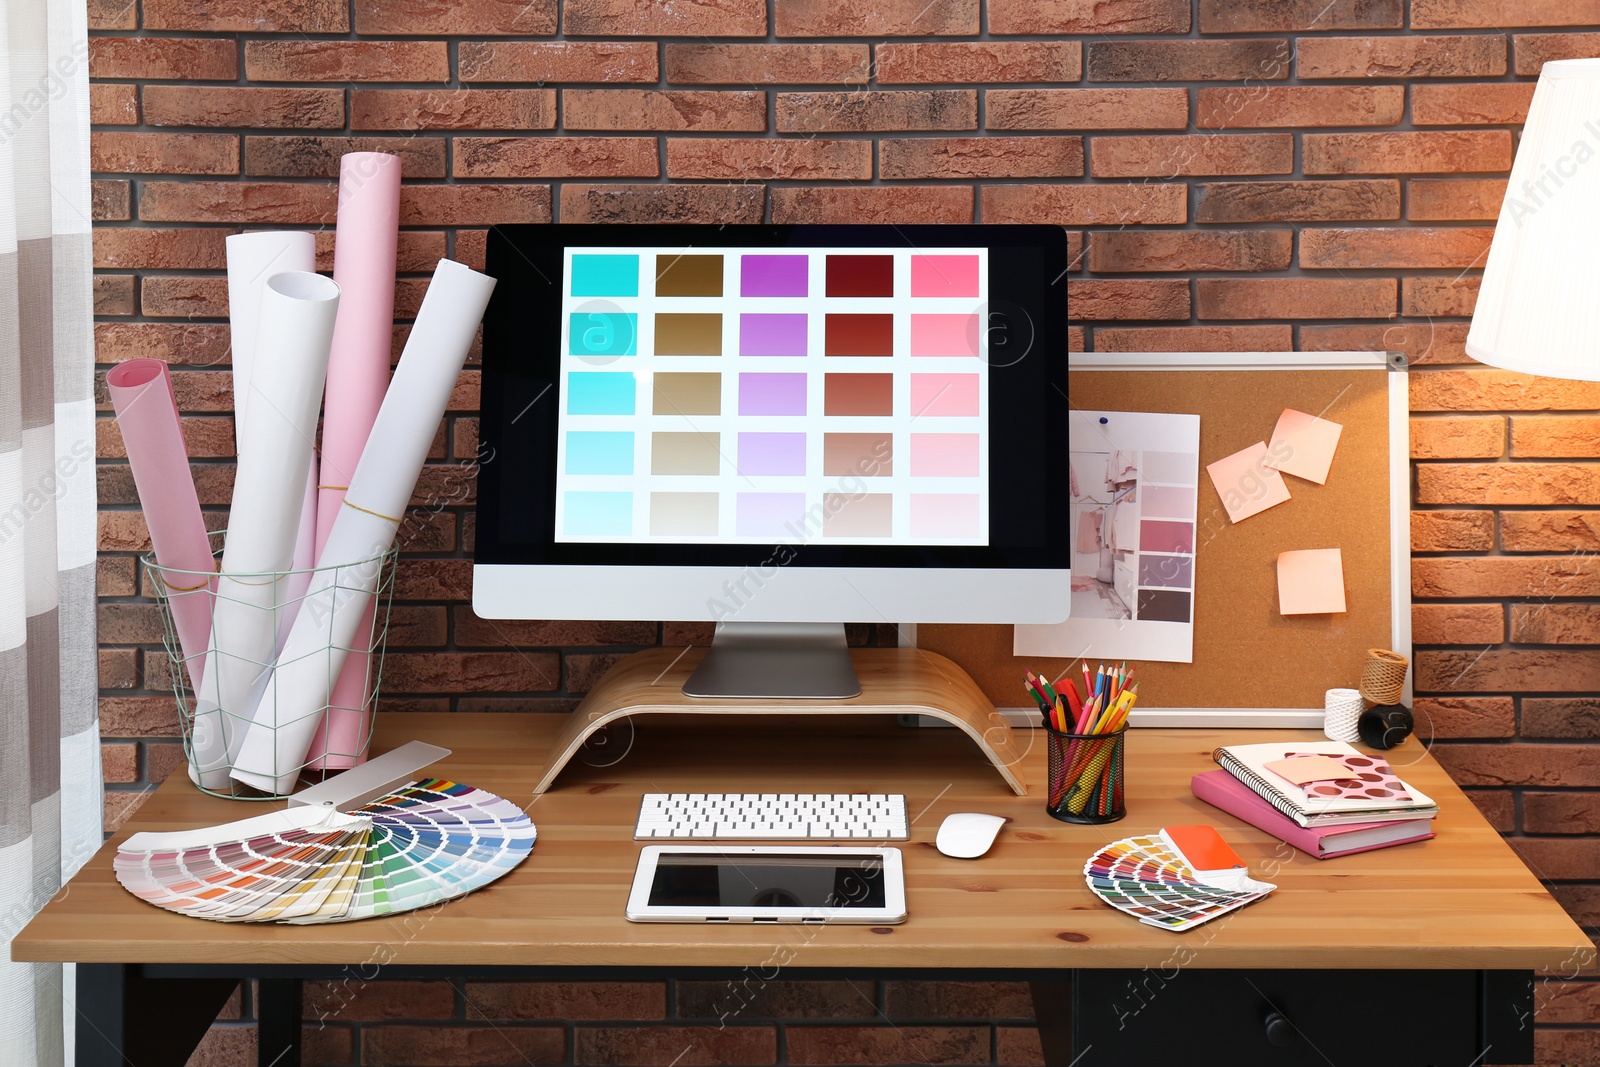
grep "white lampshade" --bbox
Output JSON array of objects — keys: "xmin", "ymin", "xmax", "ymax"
[{"xmin": 1468, "ymin": 58, "xmax": 1600, "ymax": 379}]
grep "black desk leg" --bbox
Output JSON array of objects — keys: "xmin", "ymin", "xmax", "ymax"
[
  {"xmin": 1031, "ymin": 979, "xmax": 1072, "ymax": 1067},
  {"xmin": 257, "ymin": 977, "xmax": 303, "ymax": 1067},
  {"xmin": 77, "ymin": 964, "xmax": 239, "ymax": 1067}
]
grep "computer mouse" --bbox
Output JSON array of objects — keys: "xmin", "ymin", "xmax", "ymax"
[{"xmin": 936, "ymin": 812, "xmax": 1008, "ymax": 859}]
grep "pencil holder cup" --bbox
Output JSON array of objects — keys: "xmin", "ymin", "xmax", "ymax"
[
  {"xmin": 145, "ymin": 530, "xmax": 397, "ymax": 801},
  {"xmin": 1046, "ymin": 724, "xmax": 1127, "ymax": 824}
]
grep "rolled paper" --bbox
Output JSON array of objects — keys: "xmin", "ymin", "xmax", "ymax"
[
  {"xmin": 226, "ymin": 231, "xmax": 316, "ymax": 443},
  {"xmin": 228, "ymin": 230, "xmax": 321, "ymax": 636},
  {"xmin": 106, "ymin": 359, "xmax": 215, "ymax": 689},
  {"xmin": 310, "ymin": 152, "xmax": 401, "ymax": 770},
  {"xmin": 277, "ymin": 452, "xmax": 321, "ymax": 655},
  {"xmin": 191, "ymin": 271, "xmax": 341, "ymax": 791},
  {"xmin": 231, "ymin": 259, "xmax": 496, "ymax": 795}
]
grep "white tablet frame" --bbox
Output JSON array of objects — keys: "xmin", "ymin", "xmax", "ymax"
[{"xmin": 625, "ymin": 845, "xmax": 907, "ymax": 924}]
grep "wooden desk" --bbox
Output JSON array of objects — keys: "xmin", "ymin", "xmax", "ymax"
[{"xmin": 14, "ymin": 714, "xmax": 1589, "ymax": 1067}]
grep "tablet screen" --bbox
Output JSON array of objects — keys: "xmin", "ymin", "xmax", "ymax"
[{"xmin": 645, "ymin": 852, "xmax": 888, "ymax": 909}]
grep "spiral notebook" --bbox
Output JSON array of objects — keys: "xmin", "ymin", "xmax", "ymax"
[{"xmin": 1213, "ymin": 741, "xmax": 1437, "ymax": 828}]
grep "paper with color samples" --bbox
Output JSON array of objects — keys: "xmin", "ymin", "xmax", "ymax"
[
  {"xmin": 1264, "ymin": 409, "xmax": 1342, "ymax": 485},
  {"xmin": 1276, "ymin": 548, "xmax": 1347, "ymax": 615}
]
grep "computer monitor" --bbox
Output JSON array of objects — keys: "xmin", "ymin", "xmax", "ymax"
[{"xmin": 474, "ymin": 224, "xmax": 1068, "ymax": 699}]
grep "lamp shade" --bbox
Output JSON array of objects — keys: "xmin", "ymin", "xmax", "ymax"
[{"xmin": 1468, "ymin": 58, "xmax": 1600, "ymax": 379}]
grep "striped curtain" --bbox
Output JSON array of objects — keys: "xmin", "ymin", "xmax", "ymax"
[{"xmin": 0, "ymin": 0, "xmax": 104, "ymax": 1062}]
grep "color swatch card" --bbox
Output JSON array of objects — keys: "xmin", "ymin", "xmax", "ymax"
[
  {"xmin": 114, "ymin": 779, "xmax": 535, "ymax": 924},
  {"xmin": 1084, "ymin": 831, "xmax": 1275, "ymax": 932},
  {"xmin": 555, "ymin": 247, "xmax": 990, "ymax": 545}
]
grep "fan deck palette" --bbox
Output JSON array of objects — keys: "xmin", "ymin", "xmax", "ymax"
[
  {"xmin": 114, "ymin": 779, "xmax": 534, "ymax": 924},
  {"xmin": 1084, "ymin": 833, "xmax": 1276, "ymax": 932}
]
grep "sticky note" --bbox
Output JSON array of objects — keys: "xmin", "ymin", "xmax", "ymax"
[
  {"xmin": 1264, "ymin": 409, "xmax": 1343, "ymax": 485},
  {"xmin": 1206, "ymin": 442, "xmax": 1291, "ymax": 523},
  {"xmin": 1264, "ymin": 755, "xmax": 1351, "ymax": 785},
  {"xmin": 1277, "ymin": 548, "xmax": 1346, "ymax": 615}
]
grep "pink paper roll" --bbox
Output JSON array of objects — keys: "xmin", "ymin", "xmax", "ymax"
[
  {"xmin": 107, "ymin": 359, "xmax": 215, "ymax": 689},
  {"xmin": 310, "ymin": 151, "xmax": 402, "ymax": 770}
]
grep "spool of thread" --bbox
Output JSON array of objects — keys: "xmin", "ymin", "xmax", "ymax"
[
  {"xmin": 1358, "ymin": 704, "xmax": 1414, "ymax": 750},
  {"xmin": 1359, "ymin": 649, "xmax": 1409, "ymax": 706},
  {"xmin": 1323, "ymin": 688, "xmax": 1363, "ymax": 743}
]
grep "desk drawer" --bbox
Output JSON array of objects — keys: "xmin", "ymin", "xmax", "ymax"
[{"xmin": 1073, "ymin": 969, "xmax": 1531, "ymax": 1067}]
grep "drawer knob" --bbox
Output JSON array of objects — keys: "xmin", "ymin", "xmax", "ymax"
[{"xmin": 1264, "ymin": 1010, "xmax": 1295, "ymax": 1048}]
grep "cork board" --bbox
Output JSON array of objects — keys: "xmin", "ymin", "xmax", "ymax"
[{"xmin": 920, "ymin": 352, "xmax": 1410, "ymax": 717}]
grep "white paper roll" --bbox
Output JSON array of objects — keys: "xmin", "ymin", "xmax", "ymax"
[
  {"xmin": 226, "ymin": 231, "xmax": 316, "ymax": 442},
  {"xmin": 191, "ymin": 271, "xmax": 340, "ymax": 790},
  {"xmin": 230, "ymin": 259, "xmax": 496, "ymax": 794}
]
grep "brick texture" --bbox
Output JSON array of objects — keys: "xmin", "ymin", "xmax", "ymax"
[{"xmin": 86, "ymin": 0, "xmax": 1600, "ymax": 1060}]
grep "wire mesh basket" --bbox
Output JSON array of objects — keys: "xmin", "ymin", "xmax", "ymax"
[{"xmin": 145, "ymin": 530, "xmax": 397, "ymax": 800}]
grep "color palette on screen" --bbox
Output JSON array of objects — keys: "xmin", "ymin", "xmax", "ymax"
[{"xmin": 554, "ymin": 246, "xmax": 990, "ymax": 544}]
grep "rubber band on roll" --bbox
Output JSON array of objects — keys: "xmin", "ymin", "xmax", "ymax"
[
  {"xmin": 1359, "ymin": 648, "xmax": 1409, "ymax": 706},
  {"xmin": 155, "ymin": 565, "xmax": 216, "ymax": 593},
  {"xmin": 342, "ymin": 498, "xmax": 403, "ymax": 524}
]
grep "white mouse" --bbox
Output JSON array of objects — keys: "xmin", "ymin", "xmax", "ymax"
[{"xmin": 936, "ymin": 812, "xmax": 1008, "ymax": 859}]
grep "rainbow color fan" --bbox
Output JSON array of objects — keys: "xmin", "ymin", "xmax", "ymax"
[{"xmin": 114, "ymin": 779, "xmax": 535, "ymax": 924}]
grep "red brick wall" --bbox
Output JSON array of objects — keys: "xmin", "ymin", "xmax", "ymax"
[{"xmin": 88, "ymin": 0, "xmax": 1600, "ymax": 1063}]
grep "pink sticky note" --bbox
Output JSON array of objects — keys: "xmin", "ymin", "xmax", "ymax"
[
  {"xmin": 1264, "ymin": 409, "xmax": 1343, "ymax": 485},
  {"xmin": 1206, "ymin": 442, "xmax": 1291, "ymax": 523},
  {"xmin": 1264, "ymin": 755, "xmax": 1351, "ymax": 785},
  {"xmin": 1277, "ymin": 548, "xmax": 1346, "ymax": 615}
]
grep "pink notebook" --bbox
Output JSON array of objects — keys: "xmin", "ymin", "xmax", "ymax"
[{"xmin": 1191, "ymin": 770, "xmax": 1435, "ymax": 860}]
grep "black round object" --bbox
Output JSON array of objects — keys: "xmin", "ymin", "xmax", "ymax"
[{"xmin": 1358, "ymin": 704, "xmax": 1413, "ymax": 749}]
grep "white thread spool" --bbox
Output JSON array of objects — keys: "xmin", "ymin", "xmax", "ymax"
[{"xmin": 1324, "ymin": 688, "xmax": 1364, "ymax": 743}]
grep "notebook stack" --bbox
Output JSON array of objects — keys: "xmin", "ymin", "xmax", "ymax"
[{"xmin": 1193, "ymin": 741, "xmax": 1436, "ymax": 860}]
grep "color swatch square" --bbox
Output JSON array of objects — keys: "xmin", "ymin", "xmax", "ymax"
[
  {"xmin": 911, "ymin": 255, "xmax": 980, "ymax": 298},
  {"xmin": 651, "ymin": 432, "xmax": 721, "ymax": 475},
  {"xmin": 567, "ymin": 372, "xmax": 635, "ymax": 415},
  {"xmin": 653, "ymin": 372, "xmax": 722, "ymax": 415},
  {"xmin": 565, "ymin": 431, "xmax": 634, "ymax": 475},
  {"xmin": 824, "ymin": 373, "xmax": 892, "ymax": 416},
  {"xmin": 910, "ymin": 314, "xmax": 980, "ymax": 357},
  {"xmin": 654, "ymin": 313, "xmax": 722, "ymax": 356},
  {"xmin": 738, "ymin": 432, "xmax": 807, "ymax": 476},
  {"xmin": 737, "ymin": 492, "xmax": 807, "ymax": 537},
  {"xmin": 739, "ymin": 373, "xmax": 807, "ymax": 416},
  {"xmin": 564, "ymin": 492, "xmax": 633, "ymax": 536},
  {"xmin": 649, "ymin": 492, "xmax": 719, "ymax": 536},
  {"xmin": 823, "ymin": 493, "xmax": 892, "ymax": 538},
  {"xmin": 740, "ymin": 313, "xmax": 809, "ymax": 357},
  {"xmin": 570, "ymin": 311, "xmax": 638, "ymax": 357},
  {"xmin": 741, "ymin": 255, "xmax": 808, "ymax": 297},
  {"xmin": 570, "ymin": 254, "xmax": 639, "ymax": 297},
  {"xmin": 1141, "ymin": 520, "xmax": 1195, "ymax": 554},
  {"xmin": 910, "ymin": 373, "xmax": 980, "ymax": 417},
  {"xmin": 826, "ymin": 255, "xmax": 894, "ymax": 297},
  {"xmin": 823, "ymin": 433, "xmax": 892, "ymax": 477},
  {"xmin": 911, "ymin": 494, "xmax": 981, "ymax": 538},
  {"xmin": 825, "ymin": 314, "xmax": 894, "ymax": 357},
  {"xmin": 910, "ymin": 433, "xmax": 979, "ymax": 477},
  {"xmin": 654, "ymin": 254, "xmax": 723, "ymax": 297}
]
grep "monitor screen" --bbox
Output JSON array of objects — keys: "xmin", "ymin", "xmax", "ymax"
[
  {"xmin": 552, "ymin": 242, "xmax": 992, "ymax": 547},
  {"xmin": 477, "ymin": 224, "xmax": 1067, "ymax": 590}
]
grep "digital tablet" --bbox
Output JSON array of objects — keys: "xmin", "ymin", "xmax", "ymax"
[{"xmin": 625, "ymin": 845, "xmax": 906, "ymax": 924}]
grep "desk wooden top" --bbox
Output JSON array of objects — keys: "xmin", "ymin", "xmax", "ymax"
[{"xmin": 12, "ymin": 714, "xmax": 1590, "ymax": 971}]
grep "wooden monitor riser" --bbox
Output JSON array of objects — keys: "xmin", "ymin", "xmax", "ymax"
[{"xmin": 534, "ymin": 646, "xmax": 1027, "ymax": 795}]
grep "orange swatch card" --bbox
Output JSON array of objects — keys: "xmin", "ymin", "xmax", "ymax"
[{"xmin": 1161, "ymin": 824, "xmax": 1245, "ymax": 873}]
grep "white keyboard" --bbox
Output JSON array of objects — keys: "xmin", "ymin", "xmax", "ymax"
[{"xmin": 634, "ymin": 793, "xmax": 910, "ymax": 841}]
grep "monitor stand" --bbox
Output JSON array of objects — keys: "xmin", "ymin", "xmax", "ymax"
[
  {"xmin": 531, "ymin": 646, "xmax": 1027, "ymax": 795},
  {"xmin": 681, "ymin": 622, "xmax": 861, "ymax": 700}
]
